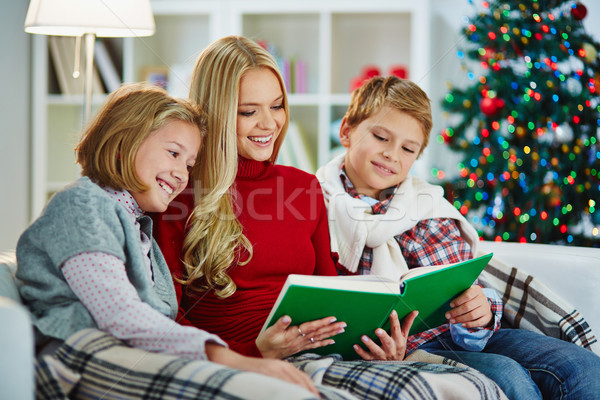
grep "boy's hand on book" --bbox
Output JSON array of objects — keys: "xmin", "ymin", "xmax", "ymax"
[
  {"xmin": 353, "ymin": 310, "xmax": 418, "ymax": 361},
  {"xmin": 256, "ymin": 315, "xmax": 347, "ymax": 359},
  {"xmin": 446, "ymin": 285, "xmax": 493, "ymax": 328}
]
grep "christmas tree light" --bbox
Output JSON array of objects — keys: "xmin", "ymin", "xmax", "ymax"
[{"xmin": 439, "ymin": 0, "xmax": 600, "ymax": 246}]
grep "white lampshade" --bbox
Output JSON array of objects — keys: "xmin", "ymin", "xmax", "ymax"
[{"xmin": 24, "ymin": 0, "xmax": 155, "ymax": 37}]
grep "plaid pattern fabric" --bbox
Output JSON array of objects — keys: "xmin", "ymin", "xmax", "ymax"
[
  {"xmin": 35, "ymin": 357, "xmax": 70, "ymax": 400},
  {"xmin": 289, "ymin": 351, "xmax": 507, "ymax": 400},
  {"xmin": 477, "ymin": 253, "xmax": 600, "ymax": 356},
  {"xmin": 36, "ymin": 329, "xmax": 359, "ymax": 400},
  {"xmin": 35, "ymin": 329, "xmax": 509, "ymax": 400},
  {"xmin": 339, "ymin": 168, "xmax": 502, "ymax": 354}
]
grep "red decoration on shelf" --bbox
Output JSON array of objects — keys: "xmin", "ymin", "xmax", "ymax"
[
  {"xmin": 389, "ymin": 65, "xmax": 407, "ymax": 79},
  {"xmin": 349, "ymin": 64, "xmax": 409, "ymax": 92},
  {"xmin": 571, "ymin": 2, "xmax": 588, "ymax": 20},
  {"xmin": 349, "ymin": 65, "xmax": 381, "ymax": 92}
]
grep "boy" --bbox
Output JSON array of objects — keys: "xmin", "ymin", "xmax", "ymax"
[{"xmin": 316, "ymin": 76, "xmax": 600, "ymax": 399}]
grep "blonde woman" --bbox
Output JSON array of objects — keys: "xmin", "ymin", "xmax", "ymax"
[{"xmin": 153, "ymin": 35, "xmax": 507, "ymax": 400}]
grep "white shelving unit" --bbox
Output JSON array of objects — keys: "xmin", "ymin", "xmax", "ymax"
[{"xmin": 31, "ymin": 0, "xmax": 431, "ymax": 218}]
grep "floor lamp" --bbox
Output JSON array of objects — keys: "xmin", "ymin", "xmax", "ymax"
[{"xmin": 24, "ymin": 0, "xmax": 155, "ymax": 123}]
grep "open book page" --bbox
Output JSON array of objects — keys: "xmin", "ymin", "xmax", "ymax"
[
  {"xmin": 261, "ymin": 253, "xmax": 493, "ymax": 359},
  {"xmin": 399, "ymin": 260, "xmax": 463, "ymax": 282},
  {"xmin": 283, "ymin": 274, "xmax": 400, "ymax": 294}
]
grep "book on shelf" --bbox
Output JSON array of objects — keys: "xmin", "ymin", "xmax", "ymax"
[
  {"xmin": 94, "ymin": 39, "xmax": 121, "ymax": 92},
  {"xmin": 281, "ymin": 121, "xmax": 315, "ymax": 173},
  {"xmin": 48, "ymin": 36, "xmax": 104, "ymax": 96},
  {"xmin": 260, "ymin": 253, "xmax": 494, "ymax": 359},
  {"xmin": 294, "ymin": 59, "xmax": 307, "ymax": 94},
  {"xmin": 257, "ymin": 39, "xmax": 308, "ymax": 94}
]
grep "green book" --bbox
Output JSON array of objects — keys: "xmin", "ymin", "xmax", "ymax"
[{"xmin": 260, "ymin": 253, "xmax": 493, "ymax": 360}]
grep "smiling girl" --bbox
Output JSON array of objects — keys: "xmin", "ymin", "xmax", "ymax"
[{"xmin": 17, "ymin": 83, "xmax": 325, "ymax": 400}]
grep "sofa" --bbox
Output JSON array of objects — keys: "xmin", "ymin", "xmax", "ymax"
[{"xmin": 1, "ymin": 241, "xmax": 599, "ymax": 399}]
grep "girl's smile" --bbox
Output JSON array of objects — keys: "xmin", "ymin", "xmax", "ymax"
[{"xmin": 131, "ymin": 120, "xmax": 201, "ymax": 213}]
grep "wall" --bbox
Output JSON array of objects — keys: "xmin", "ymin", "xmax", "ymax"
[{"xmin": 0, "ymin": 0, "xmax": 30, "ymax": 251}]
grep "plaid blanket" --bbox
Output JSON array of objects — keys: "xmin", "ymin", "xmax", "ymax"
[
  {"xmin": 35, "ymin": 329, "xmax": 355, "ymax": 400},
  {"xmin": 290, "ymin": 350, "xmax": 507, "ymax": 400},
  {"xmin": 36, "ymin": 329, "xmax": 507, "ymax": 400},
  {"xmin": 477, "ymin": 252, "xmax": 600, "ymax": 356}
]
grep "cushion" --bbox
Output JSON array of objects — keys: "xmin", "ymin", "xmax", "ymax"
[{"xmin": 0, "ymin": 251, "xmax": 20, "ymax": 303}]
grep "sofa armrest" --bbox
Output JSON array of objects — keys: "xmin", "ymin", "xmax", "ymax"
[
  {"xmin": 0, "ymin": 251, "xmax": 34, "ymax": 400},
  {"xmin": 478, "ymin": 241, "xmax": 600, "ymax": 334},
  {"xmin": 0, "ymin": 296, "xmax": 34, "ymax": 400}
]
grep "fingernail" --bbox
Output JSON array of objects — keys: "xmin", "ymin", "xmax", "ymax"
[
  {"xmin": 329, "ymin": 317, "xmax": 337, "ymax": 323},
  {"xmin": 376, "ymin": 329, "xmax": 384, "ymax": 336},
  {"xmin": 445, "ymin": 313, "xmax": 450, "ymax": 319},
  {"xmin": 449, "ymin": 302, "xmax": 454, "ymax": 308},
  {"xmin": 340, "ymin": 322, "xmax": 347, "ymax": 328},
  {"xmin": 391, "ymin": 310, "xmax": 397, "ymax": 317},
  {"xmin": 449, "ymin": 319, "xmax": 455, "ymax": 324},
  {"xmin": 338, "ymin": 328, "xmax": 345, "ymax": 334},
  {"xmin": 282, "ymin": 316, "xmax": 291, "ymax": 323},
  {"xmin": 362, "ymin": 335, "xmax": 369, "ymax": 343},
  {"xmin": 353, "ymin": 344, "xmax": 359, "ymax": 350}
]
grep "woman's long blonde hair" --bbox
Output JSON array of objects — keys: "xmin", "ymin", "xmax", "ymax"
[{"xmin": 181, "ymin": 35, "xmax": 289, "ymax": 298}]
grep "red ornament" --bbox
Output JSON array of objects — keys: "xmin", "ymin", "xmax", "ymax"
[
  {"xmin": 479, "ymin": 96, "xmax": 504, "ymax": 116},
  {"xmin": 571, "ymin": 2, "xmax": 588, "ymax": 20},
  {"xmin": 480, "ymin": 47, "xmax": 496, "ymax": 61},
  {"xmin": 440, "ymin": 129, "xmax": 454, "ymax": 143}
]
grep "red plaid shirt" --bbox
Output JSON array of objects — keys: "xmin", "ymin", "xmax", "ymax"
[{"xmin": 338, "ymin": 168, "xmax": 502, "ymax": 354}]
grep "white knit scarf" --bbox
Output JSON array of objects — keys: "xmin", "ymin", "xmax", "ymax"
[{"xmin": 316, "ymin": 153, "xmax": 479, "ymax": 282}]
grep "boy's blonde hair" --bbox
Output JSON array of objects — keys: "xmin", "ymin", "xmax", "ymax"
[
  {"xmin": 76, "ymin": 83, "xmax": 205, "ymax": 191},
  {"xmin": 345, "ymin": 76, "xmax": 432, "ymax": 156},
  {"xmin": 182, "ymin": 35, "xmax": 289, "ymax": 298}
]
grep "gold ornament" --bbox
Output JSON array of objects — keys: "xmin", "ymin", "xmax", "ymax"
[
  {"xmin": 541, "ymin": 182, "xmax": 562, "ymax": 207},
  {"xmin": 582, "ymin": 42, "xmax": 598, "ymax": 63}
]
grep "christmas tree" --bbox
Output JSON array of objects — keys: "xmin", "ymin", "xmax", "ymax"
[{"xmin": 438, "ymin": 0, "xmax": 600, "ymax": 246}]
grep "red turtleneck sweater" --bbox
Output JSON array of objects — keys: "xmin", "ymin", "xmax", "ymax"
[{"xmin": 152, "ymin": 158, "xmax": 337, "ymax": 357}]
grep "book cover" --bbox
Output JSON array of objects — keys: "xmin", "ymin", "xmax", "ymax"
[
  {"xmin": 94, "ymin": 39, "xmax": 121, "ymax": 92},
  {"xmin": 260, "ymin": 253, "xmax": 493, "ymax": 359}
]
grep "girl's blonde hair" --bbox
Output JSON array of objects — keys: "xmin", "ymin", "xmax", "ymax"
[
  {"xmin": 76, "ymin": 83, "xmax": 205, "ymax": 190},
  {"xmin": 182, "ymin": 35, "xmax": 290, "ymax": 298},
  {"xmin": 345, "ymin": 76, "xmax": 432, "ymax": 156}
]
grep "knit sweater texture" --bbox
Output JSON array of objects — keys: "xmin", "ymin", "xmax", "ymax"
[
  {"xmin": 17, "ymin": 177, "xmax": 178, "ymax": 344},
  {"xmin": 154, "ymin": 158, "xmax": 337, "ymax": 357}
]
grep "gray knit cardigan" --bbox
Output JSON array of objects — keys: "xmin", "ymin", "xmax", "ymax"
[{"xmin": 16, "ymin": 177, "xmax": 178, "ymax": 345}]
